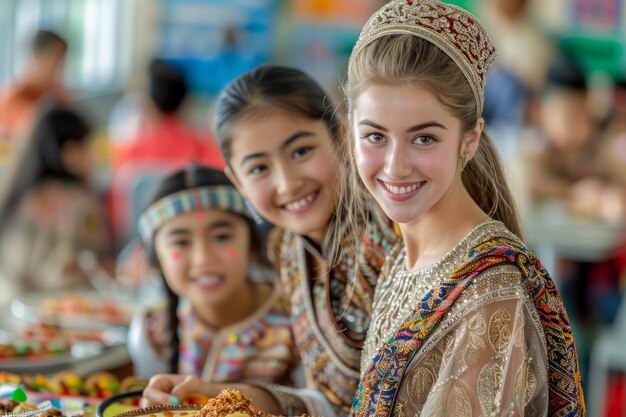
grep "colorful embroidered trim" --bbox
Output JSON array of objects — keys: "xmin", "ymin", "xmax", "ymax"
[
  {"xmin": 353, "ymin": 237, "xmax": 585, "ymax": 417},
  {"xmin": 138, "ymin": 186, "xmax": 249, "ymax": 244}
]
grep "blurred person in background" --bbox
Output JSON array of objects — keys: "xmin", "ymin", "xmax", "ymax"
[
  {"xmin": 480, "ymin": 0, "xmax": 554, "ymax": 163},
  {"xmin": 592, "ymin": 76, "xmax": 626, "ymax": 321},
  {"xmin": 0, "ymin": 104, "xmax": 114, "ymax": 306},
  {"xmin": 518, "ymin": 57, "xmax": 599, "ymax": 213},
  {"xmin": 0, "ymin": 30, "xmax": 70, "ymax": 141},
  {"xmin": 112, "ymin": 58, "xmax": 225, "ymax": 170},
  {"xmin": 109, "ymin": 58, "xmax": 225, "ymax": 245},
  {"xmin": 519, "ymin": 57, "xmax": 625, "ymax": 220},
  {"xmin": 597, "ymin": 77, "xmax": 626, "ymax": 212}
]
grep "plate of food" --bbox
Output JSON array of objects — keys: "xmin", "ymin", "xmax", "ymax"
[
  {"xmin": 10, "ymin": 290, "xmax": 138, "ymax": 328},
  {"xmin": 108, "ymin": 390, "xmax": 310, "ymax": 417},
  {"xmin": 0, "ymin": 321, "xmax": 126, "ymax": 373}
]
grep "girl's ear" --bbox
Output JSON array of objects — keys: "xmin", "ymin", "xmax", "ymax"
[
  {"xmin": 225, "ymin": 166, "xmax": 247, "ymax": 198},
  {"xmin": 464, "ymin": 117, "xmax": 484, "ymax": 158}
]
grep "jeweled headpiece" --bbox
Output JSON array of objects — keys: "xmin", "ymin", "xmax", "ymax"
[
  {"xmin": 138, "ymin": 185, "xmax": 250, "ymax": 244},
  {"xmin": 350, "ymin": 0, "xmax": 496, "ymax": 116}
]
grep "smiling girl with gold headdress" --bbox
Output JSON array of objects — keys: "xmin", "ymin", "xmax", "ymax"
[{"xmin": 340, "ymin": 0, "xmax": 585, "ymax": 415}]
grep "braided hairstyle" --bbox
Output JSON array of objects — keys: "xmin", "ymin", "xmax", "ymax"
[{"xmin": 142, "ymin": 163, "xmax": 265, "ymax": 372}]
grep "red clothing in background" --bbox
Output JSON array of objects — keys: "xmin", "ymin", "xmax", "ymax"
[
  {"xmin": 0, "ymin": 81, "xmax": 68, "ymax": 140},
  {"xmin": 113, "ymin": 115, "xmax": 224, "ymax": 169},
  {"xmin": 109, "ymin": 115, "xmax": 225, "ymax": 245}
]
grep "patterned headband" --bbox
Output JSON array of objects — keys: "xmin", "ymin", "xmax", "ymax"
[
  {"xmin": 138, "ymin": 185, "xmax": 250, "ymax": 244},
  {"xmin": 350, "ymin": 0, "xmax": 496, "ymax": 116}
]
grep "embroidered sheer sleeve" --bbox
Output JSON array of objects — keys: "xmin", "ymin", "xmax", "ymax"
[{"xmin": 394, "ymin": 268, "xmax": 550, "ymax": 417}]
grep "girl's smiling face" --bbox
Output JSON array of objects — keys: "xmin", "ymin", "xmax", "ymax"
[
  {"xmin": 353, "ymin": 83, "xmax": 479, "ymax": 225},
  {"xmin": 154, "ymin": 209, "xmax": 252, "ymax": 308},
  {"xmin": 227, "ymin": 110, "xmax": 339, "ymax": 243}
]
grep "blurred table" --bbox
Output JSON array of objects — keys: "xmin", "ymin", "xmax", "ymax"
[
  {"xmin": 523, "ymin": 201, "xmax": 626, "ymax": 282},
  {"xmin": 524, "ymin": 201, "xmax": 626, "ymax": 415},
  {"xmin": 0, "ymin": 289, "xmax": 133, "ymax": 377}
]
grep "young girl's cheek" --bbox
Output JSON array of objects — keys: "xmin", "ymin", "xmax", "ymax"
[
  {"xmin": 227, "ymin": 244, "xmax": 245, "ymax": 258},
  {"xmin": 160, "ymin": 249, "xmax": 183, "ymax": 269}
]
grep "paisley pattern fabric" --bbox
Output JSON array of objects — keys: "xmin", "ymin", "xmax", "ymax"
[
  {"xmin": 354, "ymin": 221, "xmax": 585, "ymax": 417},
  {"xmin": 269, "ymin": 204, "xmax": 398, "ymax": 416}
]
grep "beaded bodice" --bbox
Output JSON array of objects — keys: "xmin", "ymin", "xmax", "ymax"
[{"xmin": 363, "ymin": 220, "xmax": 503, "ymax": 372}]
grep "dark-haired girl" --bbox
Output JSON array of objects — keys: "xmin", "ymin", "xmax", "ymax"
[{"xmin": 127, "ymin": 164, "xmax": 297, "ymax": 385}]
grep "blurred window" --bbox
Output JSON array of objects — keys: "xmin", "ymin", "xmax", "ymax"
[{"xmin": 0, "ymin": 0, "xmax": 133, "ymax": 93}]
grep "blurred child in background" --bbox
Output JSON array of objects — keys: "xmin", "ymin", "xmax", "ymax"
[
  {"xmin": 110, "ymin": 59, "xmax": 224, "ymax": 245},
  {"xmin": 0, "ymin": 30, "xmax": 69, "ymax": 140},
  {"xmin": 0, "ymin": 104, "xmax": 113, "ymax": 305},
  {"xmin": 127, "ymin": 164, "xmax": 296, "ymax": 384},
  {"xmin": 520, "ymin": 57, "xmax": 601, "ymax": 214}
]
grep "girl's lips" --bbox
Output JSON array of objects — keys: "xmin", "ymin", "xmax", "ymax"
[
  {"xmin": 192, "ymin": 274, "xmax": 223, "ymax": 291},
  {"xmin": 378, "ymin": 179, "xmax": 425, "ymax": 201},
  {"xmin": 281, "ymin": 191, "xmax": 319, "ymax": 214}
]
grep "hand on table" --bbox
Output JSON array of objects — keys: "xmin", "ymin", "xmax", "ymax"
[
  {"xmin": 140, "ymin": 374, "xmax": 281, "ymax": 415},
  {"xmin": 140, "ymin": 374, "xmax": 220, "ymax": 407}
]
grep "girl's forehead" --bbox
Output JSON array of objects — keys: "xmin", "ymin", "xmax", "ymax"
[
  {"xmin": 160, "ymin": 209, "xmax": 246, "ymax": 230},
  {"xmin": 230, "ymin": 114, "xmax": 332, "ymax": 157}
]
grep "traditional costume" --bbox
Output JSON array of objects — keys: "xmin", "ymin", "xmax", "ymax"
[
  {"xmin": 349, "ymin": 2, "xmax": 586, "ymax": 416},
  {"xmin": 257, "ymin": 205, "xmax": 398, "ymax": 416}
]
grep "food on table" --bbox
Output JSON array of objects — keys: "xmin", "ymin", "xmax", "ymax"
[
  {"xmin": 195, "ymin": 390, "xmax": 259, "ymax": 417},
  {"xmin": 0, "ymin": 399, "xmax": 19, "ymax": 413},
  {"xmin": 0, "ymin": 399, "xmax": 66, "ymax": 417},
  {"xmin": 21, "ymin": 374, "xmax": 60, "ymax": 393},
  {"xmin": 193, "ymin": 389, "xmax": 312, "ymax": 417},
  {"xmin": 0, "ymin": 373, "xmax": 146, "ymax": 400},
  {"xmin": 181, "ymin": 393, "xmax": 210, "ymax": 406},
  {"xmin": 0, "ymin": 372, "xmax": 21, "ymax": 385},
  {"xmin": 119, "ymin": 376, "xmax": 148, "ymax": 393},
  {"xmin": 52, "ymin": 371, "xmax": 83, "ymax": 396},
  {"xmin": 39, "ymin": 293, "xmax": 128, "ymax": 325},
  {"xmin": 83, "ymin": 372, "xmax": 120, "ymax": 398},
  {"xmin": 0, "ymin": 323, "xmax": 119, "ymax": 361}
]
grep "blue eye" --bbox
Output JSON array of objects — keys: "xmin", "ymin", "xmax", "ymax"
[{"xmin": 293, "ymin": 146, "xmax": 312, "ymax": 159}]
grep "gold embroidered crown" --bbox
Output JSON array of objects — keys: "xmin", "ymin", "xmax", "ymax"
[{"xmin": 350, "ymin": 0, "xmax": 496, "ymax": 116}]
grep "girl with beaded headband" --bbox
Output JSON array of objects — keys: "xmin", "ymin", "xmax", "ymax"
[
  {"xmin": 337, "ymin": 0, "xmax": 585, "ymax": 416},
  {"xmin": 127, "ymin": 164, "xmax": 298, "ymax": 386},
  {"xmin": 141, "ymin": 66, "xmax": 398, "ymax": 416}
]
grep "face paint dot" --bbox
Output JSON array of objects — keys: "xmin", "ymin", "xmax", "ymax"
[
  {"xmin": 236, "ymin": 243, "xmax": 245, "ymax": 254},
  {"xmin": 172, "ymin": 251, "xmax": 180, "ymax": 261},
  {"xmin": 227, "ymin": 246, "xmax": 237, "ymax": 257},
  {"xmin": 195, "ymin": 211, "xmax": 204, "ymax": 219}
]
